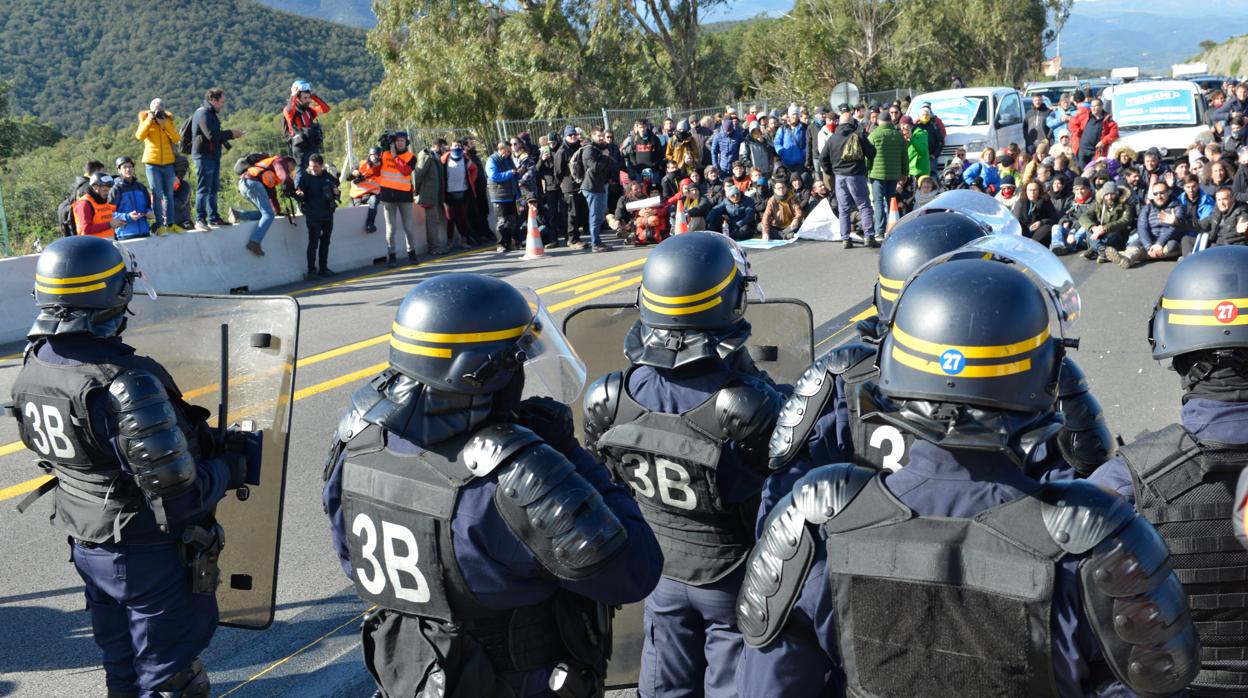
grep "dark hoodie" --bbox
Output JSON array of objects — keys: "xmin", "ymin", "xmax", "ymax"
[{"xmin": 821, "ymin": 121, "xmax": 875, "ymax": 177}]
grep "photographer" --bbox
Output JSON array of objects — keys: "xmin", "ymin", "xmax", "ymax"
[
  {"xmin": 347, "ymin": 147, "xmax": 382, "ymax": 234},
  {"xmin": 283, "ymin": 80, "xmax": 330, "ymax": 172},
  {"xmin": 377, "ymin": 131, "xmax": 418, "ymax": 267},
  {"xmin": 135, "ymin": 98, "xmax": 181, "ymax": 233},
  {"xmin": 295, "ymin": 153, "xmax": 340, "ymax": 279},
  {"xmin": 191, "ymin": 87, "xmax": 245, "ymax": 230}
]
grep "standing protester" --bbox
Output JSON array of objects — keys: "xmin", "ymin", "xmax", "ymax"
[
  {"xmin": 323, "ymin": 274, "xmax": 662, "ymax": 698},
  {"xmin": 172, "ymin": 154, "xmax": 194, "ymax": 232},
  {"xmin": 866, "ymin": 111, "xmax": 906, "ymax": 242},
  {"xmin": 898, "ymin": 115, "xmax": 930, "ymax": 179},
  {"xmin": 440, "ymin": 140, "xmax": 476, "ymax": 249},
  {"xmin": 73, "ymin": 173, "xmax": 122, "ymax": 238},
  {"xmin": 1024, "ymin": 93, "xmax": 1053, "ymax": 153},
  {"xmin": 11, "ymin": 236, "xmax": 255, "ymax": 698},
  {"xmin": 108, "ymin": 156, "xmax": 152, "ymax": 241},
  {"xmin": 774, "ymin": 104, "xmax": 808, "ymax": 180},
  {"xmin": 135, "ymin": 98, "xmax": 180, "ymax": 233},
  {"xmin": 1068, "ymin": 98, "xmax": 1119, "ymax": 168},
  {"xmin": 583, "ymin": 234, "xmax": 783, "ymax": 698},
  {"xmin": 282, "ymin": 80, "xmax": 330, "ymax": 172},
  {"xmin": 294, "ymin": 153, "xmax": 340, "ymax": 279},
  {"xmin": 554, "ymin": 126, "xmax": 587, "ymax": 249},
  {"xmin": 413, "ymin": 138, "xmax": 449, "ymax": 255},
  {"xmin": 377, "ymin": 131, "xmax": 418, "ymax": 268},
  {"xmin": 623, "ymin": 119, "xmax": 664, "ymax": 181},
  {"xmin": 578, "ymin": 127, "xmax": 612, "ymax": 252},
  {"xmin": 189, "ymin": 88, "xmax": 244, "ymax": 231},
  {"xmin": 1090, "ymin": 245, "xmax": 1248, "ymax": 694},
  {"xmin": 234, "ymin": 154, "xmax": 296, "ymax": 256},
  {"xmin": 537, "ymin": 134, "xmax": 563, "ymax": 247},
  {"xmin": 347, "ymin": 147, "xmax": 382, "ymax": 234},
  {"xmin": 709, "ymin": 111, "xmax": 746, "ymax": 176},
  {"xmin": 486, "ymin": 140, "xmax": 523, "ymax": 252},
  {"xmin": 59, "ymin": 161, "xmax": 107, "ymax": 237}
]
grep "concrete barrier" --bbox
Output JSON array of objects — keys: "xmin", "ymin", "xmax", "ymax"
[{"xmin": 0, "ymin": 203, "xmax": 433, "ymax": 345}]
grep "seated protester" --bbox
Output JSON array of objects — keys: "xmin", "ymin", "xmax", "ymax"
[
  {"xmin": 608, "ymin": 180, "xmax": 646, "ymax": 236},
  {"xmin": 1173, "ymin": 173, "xmax": 1215, "ymax": 239},
  {"xmin": 730, "ymin": 160, "xmax": 751, "ymax": 194},
  {"xmin": 677, "ymin": 178, "xmax": 710, "ymax": 230},
  {"xmin": 803, "ymin": 178, "xmax": 831, "ymax": 217},
  {"xmin": 1052, "ymin": 151, "xmax": 1080, "ymax": 182},
  {"xmin": 659, "ymin": 159, "xmax": 683, "ymax": 201},
  {"xmin": 294, "ymin": 153, "xmax": 340, "ymax": 279},
  {"xmin": 995, "ymin": 175, "xmax": 1020, "ymax": 208},
  {"xmin": 1235, "ymin": 145, "xmax": 1248, "ymax": 203},
  {"xmin": 913, "ymin": 174, "xmax": 939, "ymax": 208},
  {"xmin": 704, "ymin": 165, "xmax": 725, "ymax": 205},
  {"xmin": 747, "ymin": 173, "xmax": 770, "ymax": 221},
  {"xmin": 761, "ymin": 178, "xmax": 804, "ymax": 240},
  {"xmin": 1225, "ymin": 115, "xmax": 1247, "ymax": 154},
  {"xmin": 1141, "ymin": 146, "xmax": 1173, "ymax": 189},
  {"xmin": 789, "ymin": 173, "xmax": 810, "ymax": 211},
  {"xmin": 108, "ymin": 156, "xmax": 152, "ymax": 240},
  {"xmin": 1111, "ymin": 179, "xmax": 1181, "ymax": 268},
  {"xmin": 638, "ymin": 167, "xmax": 659, "ymax": 197},
  {"xmin": 1031, "ymin": 161, "xmax": 1055, "ymax": 190},
  {"xmin": 1117, "ymin": 166, "xmax": 1146, "ymax": 210},
  {"xmin": 1079, "ymin": 180, "xmax": 1137, "ymax": 262},
  {"xmin": 939, "ymin": 160, "xmax": 964, "ymax": 190},
  {"xmin": 1088, "ymin": 167, "xmax": 1113, "ymax": 198},
  {"xmin": 995, "ymin": 153, "xmax": 1018, "ymax": 187},
  {"xmin": 705, "ymin": 184, "xmax": 758, "ymax": 240},
  {"xmin": 172, "ymin": 154, "xmax": 194, "ymax": 231},
  {"xmin": 738, "ymin": 121, "xmax": 776, "ymax": 176},
  {"xmin": 1048, "ymin": 171, "xmax": 1073, "ymax": 220},
  {"xmin": 73, "ymin": 173, "xmax": 123, "ymax": 238},
  {"xmin": 347, "ymin": 147, "xmax": 383, "ymax": 234},
  {"xmin": 1052, "ymin": 176, "xmax": 1096, "ymax": 255},
  {"xmin": 893, "ymin": 173, "xmax": 916, "ymax": 213},
  {"xmin": 687, "ymin": 167, "xmax": 706, "ymax": 198},
  {"xmin": 945, "ymin": 146, "xmax": 968, "ymax": 174},
  {"xmin": 1012, "ymin": 179, "xmax": 1057, "ymax": 247},
  {"xmin": 961, "ymin": 147, "xmax": 1000, "ymax": 192},
  {"xmin": 1107, "ymin": 143, "xmax": 1139, "ymax": 180},
  {"xmin": 1189, "ymin": 186, "xmax": 1248, "ymax": 255}
]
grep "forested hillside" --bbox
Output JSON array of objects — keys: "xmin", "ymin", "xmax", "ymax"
[{"xmin": 3, "ymin": 0, "xmax": 380, "ymax": 133}]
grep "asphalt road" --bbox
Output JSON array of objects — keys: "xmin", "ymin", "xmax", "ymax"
[{"xmin": 0, "ymin": 234, "xmax": 1180, "ymax": 697}]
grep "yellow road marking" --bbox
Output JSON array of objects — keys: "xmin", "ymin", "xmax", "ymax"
[
  {"xmin": 288, "ymin": 247, "xmax": 489, "ymax": 297},
  {"xmin": 0, "ymin": 441, "xmax": 27, "ymax": 458},
  {"xmin": 538, "ymin": 257, "xmax": 646, "ymax": 294},
  {"xmin": 0, "ymin": 474, "xmax": 53, "ymax": 502},
  {"xmin": 564, "ymin": 275, "xmax": 622, "ymax": 295},
  {"xmin": 547, "ymin": 276, "xmax": 642, "ymax": 313},
  {"xmin": 815, "ymin": 306, "xmax": 876, "ymax": 349}
]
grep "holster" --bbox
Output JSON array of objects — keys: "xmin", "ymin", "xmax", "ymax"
[{"xmin": 180, "ymin": 522, "xmax": 224, "ymax": 595}]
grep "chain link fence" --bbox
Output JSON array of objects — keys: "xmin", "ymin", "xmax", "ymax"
[
  {"xmin": 495, "ymin": 115, "xmax": 607, "ymax": 143},
  {"xmin": 861, "ymin": 88, "xmax": 915, "ymax": 107}
]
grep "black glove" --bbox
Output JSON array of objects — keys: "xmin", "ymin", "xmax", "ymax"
[
  {"xmin": 222, "ymin": 451, "xmax": 248, "ymax": 490},
  {"xmin": 514, "ymin": 396, "xmax": 577, "ymax": 453},
  {"xmin": 222, "ymin": 427, "xmax": 264, "ymax": 487}
]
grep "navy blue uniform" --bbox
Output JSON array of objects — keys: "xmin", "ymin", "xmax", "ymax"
[
  {"xmin": 324, "ymin": 430, "xmax": 661, "ymax": 696},
  {"xmin": 40, "ymin": 335, "xmax": 232, "ymax": 696},
  {"xmin": 738, "ymin": 438, "xmax": 1133, "ymax": 698}
]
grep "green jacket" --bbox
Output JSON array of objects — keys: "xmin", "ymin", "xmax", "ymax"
[
  {"xmin": 867, "ymin": 122, "xmax": 907, "ymax": 181},
  {"xmin": 413, "ymin": 148, "xmax": 445, "ymax": 206},
  {"xmin": 906, "ymin": 128, "xmax": 930, "ymax": 177},
  {"xmin": 1078, "ymin": 197, "xmax": 1135, "ymax": 234}
]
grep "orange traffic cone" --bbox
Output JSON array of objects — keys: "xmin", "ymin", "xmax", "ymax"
[
  {"xmin": 522, "ymin": 202, "xmax": 546, "ymax": 260},
  {"xmin": 674, "ymin": 198, "xmax": 689, "ymax": 235},
  {"xmin": 885, "ymin": 196, "xmax": 900, "ymax": 235}
]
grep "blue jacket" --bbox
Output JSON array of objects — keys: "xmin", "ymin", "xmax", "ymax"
[
  {"xmin": 1178, "ymin": 190, "xmax": 1215, "ymax": 231},
  {"xmin": 774, "ymin": 123, "xmax": 808, "ymax": 169},
  {"xmin": 108, "ymin": 176, "xmax": 151, "ymax": 240},
  {"xmin": 706, "ymin": 194, "xmax": 758, "ymax": 233},
  {"xmin": 710, "ymin": 125, "xmax": 746, "ymax": 173},
  {"xmin": 1136, "ymin": 196, "xmax": 1181, "ymax": 248},
  {"xmin": 962, "ymin": 160, "xmax": 1001, "ymax": 191},
  {"xmin": 485, "ymin": 152, "xmax": 518, "ymax": 203}
]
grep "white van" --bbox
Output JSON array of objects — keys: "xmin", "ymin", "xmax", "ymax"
[
  {"xmin": 1100, "ymin": 80, "xmax": 1212, "ymax": 160},
  {"xmin": 907, "ymin": 87, "xmax": 1026, "ymax": 170}
]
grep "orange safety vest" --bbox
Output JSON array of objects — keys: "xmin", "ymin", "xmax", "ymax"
[
  {"xmin": 244, "ymin": 156, "xmax": 282, "ymax": 189},
  {"xmin": 377, "ymin": 151, "xmax": 414, "ymax": 192},
  {"xmin": 76, "ymin": 195, "xmax": 117, "ymax": 238},
  {"xmin": 349, "ymin": 177, "xmax": 380, "ymax": 198}
]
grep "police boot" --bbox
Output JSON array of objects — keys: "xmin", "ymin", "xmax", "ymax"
[{"xmin": 151, "ymin": 657, "xmax": 209, "ymax": 698}]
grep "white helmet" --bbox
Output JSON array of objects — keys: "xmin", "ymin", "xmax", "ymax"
[{"xmin": 291, "ymin": 80, "xmax": 312, "ymax": 96}]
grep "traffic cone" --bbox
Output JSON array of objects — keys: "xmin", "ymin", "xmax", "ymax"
[
  {"xmin": 674, "ymin": 198, "xmax": 689, "ymax": 235},
  {"xmin": 885, "ymin": 196, "xmax": 900, "ymax": 235},
  {"xmin": 522, "ymin": 202, "xmax": 546, "ymax": 260}
]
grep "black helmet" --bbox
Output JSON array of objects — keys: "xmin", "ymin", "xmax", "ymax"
[
  {"xmin": 1150, "ymin": 246, "xmax": 1248, "ymax": 360},
  {"xmin": 878, "ymin": 258, "xmax": 1060, "ymax": 413},
  {"xmin": 875, "ymin": 211, "xmax": 989, "ymax": 318},
  {"xmin": 639, "ymin": 232, "xmax": 750, "ymax": 331},
  {"xmin": 389, "ymin": 273, "xmax": 536, "ymax": 395},
  {"xmin": 30, "ymin": 236, "xmax": 135, "ymax": 339}
]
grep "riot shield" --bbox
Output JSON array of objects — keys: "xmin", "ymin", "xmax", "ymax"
[
  {"xmin": 123, "ymin": 292, "xmax": 299, "ymax": 630},
  {"xmin": 564, "ymin": 298, "xmax": 813, "ymax": 688}
]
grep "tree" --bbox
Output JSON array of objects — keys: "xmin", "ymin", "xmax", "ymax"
[
  {"xmin": 597, "ymin": 0, "xmax": 728, "ymax": 108},
  {"xmin": 0, "ymin": 82, "xmax": 62, "ymax": 162},
  {"xmin": 1200, "ymin": 39, "xmax": 1219, "ymax": 53}
]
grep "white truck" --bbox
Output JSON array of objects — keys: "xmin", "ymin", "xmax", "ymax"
[
  {"xmin": 1099, "ymin": 80, "xmax": 1212, "ymax": 161},
  {"xmin": 907, "ymin": 86, "xmax": 1025, "ymax": 171}
]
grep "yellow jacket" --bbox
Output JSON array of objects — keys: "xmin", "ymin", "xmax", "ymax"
[{"xmin": 135, "ymin": 111, "xmax": 181, "ymax": 166}]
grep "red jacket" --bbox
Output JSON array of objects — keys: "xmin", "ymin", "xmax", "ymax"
[
  {"xmin": 439, "ymin": 151, "xmax": 479, "ymax": 197},
  {"xmin": 282, "ymin": 94, "xmax": 330, "ymax": 136},
  {"xmin": 1068, "ymin": 110, "xmax": 1119, "ymax": 157}
]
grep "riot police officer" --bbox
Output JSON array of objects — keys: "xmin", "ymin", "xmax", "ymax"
[
  {"xmin": 9, "ymin": 236, "xmax": 250, "ymax": 697},
  {"xmin": 736, "ymin": 256, "xmax": 1200, "ymax": 697},
  {"xmin": 322, "ymin": 272, "xmax": 662, "ymax": 697},
  {"xmin": 1089, "ymin": 244, "xmax": 1248, "ymax": 694},
  {"xmin": 581, "ymin": 232, "xmax": 784, "ymax": 697}
]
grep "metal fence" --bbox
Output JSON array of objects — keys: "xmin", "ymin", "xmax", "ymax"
[{"xmin": 861, "ymin": 88, "xmax": 915, "ymax": 107}]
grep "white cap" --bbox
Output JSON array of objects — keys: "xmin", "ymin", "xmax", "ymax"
[{"xmin": 149, "ymin": 98, "xmax": 164, "ymax": 112}]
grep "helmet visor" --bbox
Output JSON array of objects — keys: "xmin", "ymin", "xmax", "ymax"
[
  {"xmin": 115, "ymin": 241, "xmax": 156, "ymax": 300},
  {"xmin": 957, "ymin": 235, "xmax": 1080, "ymax": 334},
  {"xmin": 517, "ymin": 288, "xmax": 588, "ymax": 403},
  {"xmin": 899, "ymin": 189, "xmax": 1023, "ymax": 236},
  {"xmin": 719, "ymin": 233, "xmax": 762, "ymax": 300}
]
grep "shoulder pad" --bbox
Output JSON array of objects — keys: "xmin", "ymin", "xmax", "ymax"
[
  {"xmin": 738, "ymin": 463, "xmax": 874, "ymax": 648},
  {"xmin": 109, "ymin": 369, "xmax": 195, "ymax": 499},
  {"xmin": 768, "ymin": 344, "xmax": 874, "ymax": 470},
  {"xmin": 582, "ymin": 372, "xmax": 623, "ymax": 450},
  {"xmin": 461, "ymin": 423, "xmax": 544, "ymax": 478},
  {"xmin": 493, "ymin": 442, "xmax": 628, "ymax": 581},
  {"xmin": 1039, "ymin": 479, "xmax": 1137, "ymax": 554},
  {"xmin": 1076, "ymin": 498, "xmax": 1200, "ymax": 694},
  {"xmin": 1056, "ymin": 355, "xmax": 1090, "ymax": 397},
  {"xmin": 716, "ymin": 377, "xmax": 782, "ymax": 442}
]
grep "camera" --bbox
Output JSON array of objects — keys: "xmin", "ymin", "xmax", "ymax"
[
  {"xmin": 379, "ymin": 132, "xmax": 394, "ymax": 150},
  {"xmin": 151, "ymin": 110, "xmax": 167, "ymax": 120}
]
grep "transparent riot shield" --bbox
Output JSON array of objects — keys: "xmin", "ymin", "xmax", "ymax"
[
  {"xmin": 123, "ymin": 292, "xmax": 299, "ymax": 630},
  {"xmin": 563, "ymin": 298, "xmax": 813, "ymax": 688}
]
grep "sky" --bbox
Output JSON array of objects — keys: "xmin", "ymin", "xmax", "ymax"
[{"xmin": 704, "ymin": 0, "xmax": 792, "ymax": 22}]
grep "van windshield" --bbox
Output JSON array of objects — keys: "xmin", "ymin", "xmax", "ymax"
[
  {"xmin": 910, "ymin": 96, "xmax": 987, "ymax": 127},
  {"xmin": 1109, "ymin": 86, "xmax": 1199, "ymax": 129}
]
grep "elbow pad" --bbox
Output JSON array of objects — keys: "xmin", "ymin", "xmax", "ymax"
[
  {"xmin": 581, "ymin": 372, "xmax": 623, "ymax": 458},
  {"xmin": 1056, "ymin": 356, "xmax": 1116, "ymax": 475},
  {"xmin": 769, "ymin": 343, "xmax": 876, "ymax": 470},
  {"xmin": 109, "ymin": 370, "xmax": 196, "ymax": 498}
]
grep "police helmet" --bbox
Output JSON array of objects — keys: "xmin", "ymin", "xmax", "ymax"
[
  {"xmin": 878, "ymin": 258, "xmax": 1060, "ymax": 413},
  {"xmin": 89, "ymin": 172, "xmax": 114, "ymax": 188},
  {"xmin": 1150, "ymin": 246, "xmax": 1248, "ymax": 360},
  {"xmin": 875, "ymin": 210, "xmax": 989, "ymax": 318},
  {"xmin": 639, "ymin": 232, "xmax": 750, "ymax": 331},
  {"xmin": 30, "ymin": 236, "xmax": 136, "ymax": 338}
]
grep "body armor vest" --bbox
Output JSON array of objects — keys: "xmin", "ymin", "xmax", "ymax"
[
  {"xmin": 1119, "ymin": 423, "xmax": 1248, "ymax": 694},
  {"xmin": 340, "ymin": 424, "xmax": 584, "ymax": 675},
  {"xmin": 10, "ymin": 340, "xmax": 186, "ymax": 543},
  {"xmin": 595, "ymin": 371, "xmax": 755, "ymax": 585},
  {"xmin": 823, "ymin": 475, "xmax": 1065, "ymax": 698},
  {"xmin": 844, "ymin": 356, "xmax": 917, "ymax": 473}
]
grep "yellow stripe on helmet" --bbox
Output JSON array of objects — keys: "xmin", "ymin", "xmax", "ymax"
[
  {"xmin": 641, "ymin": 295, "xmax": 723, "ymax": 316},
  {"xmin": 1161, "ymin": 297, "xmax": 1248, "ymax": 311},
  {"xmin": 877, "ymin": 274, "xmax": 904, "ymax": 291},
  {"xmin": 389, "ymin": 335, "xmax": 453, "ymax": 358},
  {"xmin": 890, "ymin": 346, "xmax": 1032, "ymax": 378},
  {"xmin": 34, "ymin": 281, "xmax": 107, "ymax": 295},
  {"xmin": 1165, "ymin": 313, "xmax": 1248, "ymax": 327},
  {"xmin": 641, "ymin": 266, "xmax": 737, "ymax": 305},
  {"xmin": 390, "ymin": 322, "xmax": 527, "ymax": 344},
  {"xmin": 878, "ymin": 287, "xmax": 899, "ymax": 302},
  {"xmin": 892, "ymin": 325, "xmax": 1049, "ymax": 360},
  {"xmin": 35, "ymin": 261, "xmax": 125, "ymax": 286}
]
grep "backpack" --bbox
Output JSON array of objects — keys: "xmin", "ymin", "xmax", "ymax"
[
  {"xmin": 57, "ymin": 197, "xmax": 75, "ymax": 237},
  {"xmin": 233, "ymin": 152, "xmax": 270, "ymax": 176},
  {"xmin": 570, "ymin": 147, "xmax": 586, "ymax": 185},
  {"xmin": 178, "ymin": 109, "xmax": 200, "ymax": 156},
  {"xmin": 841, "ymin": 132, "xmax": 864, "ymax": 162}
]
